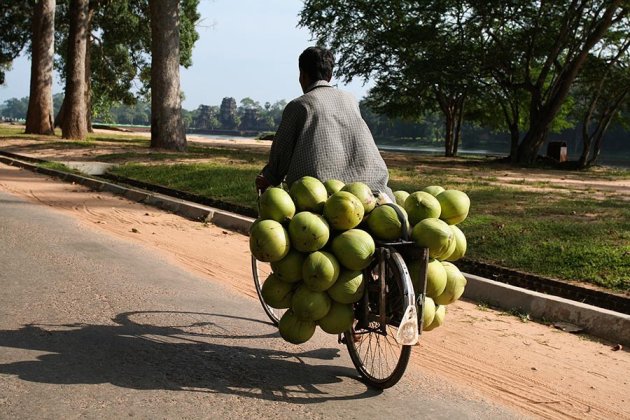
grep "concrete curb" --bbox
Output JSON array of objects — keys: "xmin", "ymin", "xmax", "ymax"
[
  {"xmin": 1, "ymin": 153, "xmax": 628, "ymax": 346},
  {"xmin": 463, "ymin": 274, "xmax": 630, "ymax": 346}
]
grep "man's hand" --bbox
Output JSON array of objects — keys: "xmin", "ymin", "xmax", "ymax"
[{"xmin": 255, "ymin": 174, "xmax": 272, "ymax": 194}]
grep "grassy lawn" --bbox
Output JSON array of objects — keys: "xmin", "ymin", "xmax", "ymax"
[
  {"xmin": 2, "ymin": 125, "xmax": 628, "ymax": 292},
  {"xmin": 109, "ymin": 148, "xmax": 629, "ymax": 292}
]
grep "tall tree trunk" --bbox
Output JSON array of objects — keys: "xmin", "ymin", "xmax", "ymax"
[
  {"xmin": 508, "ymin": 122, "xmax": 520, "ymax": 163},
  {"xmin": 516, "ymin": 1, "xmax": 621, "ymax": 165},
  {"xmin": 25, "ymin": 0, "xmax": 55, "ymax": 135},
  {"xmin": 61, "ymin": 0, "xmax": 89, "ymax": 140},
  {"xmin": 578, "ymin": 102, "xmax": 596, "ymax": 168},
  {"xmin": 517, "ymin": 125, "xmax": 547, "ymax": 165},
  {"xmin": 453, "ymin": 96, "xmax": 465, "ymax": 156},
  {"xmin": 149, "ymin": 0, "xmax": 187, "ymax": 151},
  {"xmin": 85, "ymin": 4, "xmax": 95, "ymax": 133},
  {"xmin": 584, "ymin": 91, "xmax": 628, "ymax": 168}
]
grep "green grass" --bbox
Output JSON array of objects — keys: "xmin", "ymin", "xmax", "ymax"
[
  {"xmin": 109, "ymin": 162, "xmax": 261, "ymax": 209},
  {"xmin": 108, "ymin": 154, "xmax": 629, "ymax": 291},
  {"xmin": 387, "ymin": 171, "xmax": 630, "ymax": 290},
  {"xmin": 3, "ymin": 124, "xmax": 628, "ymax": 291},
  {"xmin": 38, "ymin": 161, "xmax": 79, "ymax": 173}
]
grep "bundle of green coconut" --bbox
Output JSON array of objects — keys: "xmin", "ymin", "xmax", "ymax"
[{"xmin": 249, "ymin": 176, "xmax": 470, "ymax": 344}]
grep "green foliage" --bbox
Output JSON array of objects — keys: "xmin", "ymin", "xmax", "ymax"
[
  {"xmin": 54, "ymin": 0, "xmax": 201, "ymax": 117},
  {"xmin": 300, "ymin": 0, "xmax": 628, "ymax": 162},
  {"xmin": 0, "ymin": 97, "xmax": 29, "ymax": 119},
  {"xmin": 300, "ymin": 0, "xmax": 480, "ymax": 154},
  {"xmin": 0, "ymin": 2, "xmax": 32, "ymax": 84}
]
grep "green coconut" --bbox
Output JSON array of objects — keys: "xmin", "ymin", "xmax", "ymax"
[
  {"xmin": 423, "ymin": 304, "xmax": 446, "ymax": 331},
  {"xmin": 258, "ymin": 187, "xmax": 295, "ymax": 223},
  {"xmin": 289, "ymin": 176, "xmax": 328, "ymax": 213},
  {"xmin": 324, "ymin": 179, "xmax": 345, "ymax": 196},
  {"xmin": 288, "ymin": 211, "xmax": 330, "ymax": 252},
  {"xmin": 278, "ymin": 310, "xmax": 317, "ymax": 344},
  {"xmin": 411, "ymin": 218, "xmax": 455, "ymax": 260},
  {"xmin": 367, "ymin": 204, "xmax": 408, "ymax": 241},
  {"xmin": 341, "ymin": 182, "xmax": 376, "ymax": 214},
  {"xmin": 426, "ymin": 259, "xmax": 448, "ymax": 299},
  {"xmin": 409, "ymin": 258, "xmax": 448, "ymax": 299},
  {"xmin": 422, "ymin": 296, "xmax": 436, "ymax": 328},
  {"xmin": 404, "ymin": 191, "xmax": 442, "ymax": 225},
  {"xmin": 270, "ymin": 249, "xmax": 305, "ymax": 283},
  {"xmin": 249, "ymin": 219, "xmax": 290, "ymax": 262},
  {"xmin": 393, "ymin": 190, "xmax": 410, "ymax": 206},
  {"xmin": 331, "ymin": 229, "xmax": 376, "ymax": 271},
  {"xmin": 260, "ymin": 273, "xmax": 295, "ymax": 309},
  {"xmin": 327, "ymin": 270, "xmax": 364, "ymax": 304},
  {"xmin": 422, "ymin": 185, "xmax": 445, "ymax": 197},
  {"xmin": 323, "ymin": 191, "xmax": 365, "ymax": 231},
  {"xmin": 291, "ymin": 284, "xmax": 332, "ymax": 321},
  {"xmin": 302, "ymin": 251, "xmax": 340, "ymax": 292},
  {"xmin": 445, "ymin": 225, "xmax": 467, "ymax": 262},
  {"xmin": 318, "ymin": 302, "xmax": 355, "ymax": 334},
  {"xmin": 436, "ymin": 189, "xmax": 470, "ymax": 225},
  {"xmin": 434, "ymin": 262, "xmax": 467, "ymax": 305}
]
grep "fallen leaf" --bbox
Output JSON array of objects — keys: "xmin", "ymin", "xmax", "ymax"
[{"xmin": 553, "ymin": 322, "xmax": 584, "ymax": 333}]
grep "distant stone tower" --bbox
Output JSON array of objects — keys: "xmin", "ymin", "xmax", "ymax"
[{"xmin": 219, "ymin": 97, "xmax": 238, "ymax": 129}]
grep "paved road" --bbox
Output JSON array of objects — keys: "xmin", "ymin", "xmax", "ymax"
[{"xmin": 0, "ymin": 190, "xmax": 521, "ymax": 419}]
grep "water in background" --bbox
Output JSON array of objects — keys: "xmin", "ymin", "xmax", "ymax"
[{"xmin": 190, "ymin": 133, "xmax": 630, "ymax": 169}]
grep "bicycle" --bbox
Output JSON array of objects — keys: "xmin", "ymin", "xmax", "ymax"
[{"xmin": 252, "ymin": 203, "xmax": 430, "ymax": 389}]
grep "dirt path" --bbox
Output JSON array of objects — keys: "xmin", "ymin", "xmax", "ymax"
[{"xmin": 1, "ymin": 163, "xmax": 628, "ymax": 419}]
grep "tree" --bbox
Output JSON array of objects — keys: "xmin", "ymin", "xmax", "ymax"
[
  {"xmin": 25, "ymin": 0, "xmax": 56, "ymax": 135},
  {"xmin": 1, "ymin": 97, "xmax": 29, "ymax": 120},
  {"xmin": 0, "ymin": 3, "xmax": 32, "ymax": 85},
  {"xmin": 149, "ymin": 0, "xmax": 186, "ymax": 150},
  {"xmin": 476, "ymin": 0, "xmax": 628, "ymax": 164},
  {"xmin": 574, "ymin": 37, "xmax": 630, "ymax": 167},
  {"xmin": 300, "ymin": 0, "xmax": 483, "ymax": 156},
  {"xmin": 61, "ymin": 0, "xmax": 89, "ymax": 140},
  {"xmin": 52, "ymin": 0, "xmax": 200, "ymax": 134}
]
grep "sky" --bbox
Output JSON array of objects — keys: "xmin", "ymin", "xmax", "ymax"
[{"xmin": 0, "ymin": 0, "xmax": 373, "ymax": 110}]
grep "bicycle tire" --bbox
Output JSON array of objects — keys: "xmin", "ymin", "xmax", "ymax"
[
  {"xmin": 344, "ymin": 248, "xmax": 414, "ymax": 389},
  {"xmin": 251, "ymin": 254, "xmax": 287, "ymax": 326}
]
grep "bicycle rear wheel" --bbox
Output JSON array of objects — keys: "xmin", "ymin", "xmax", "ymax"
[
  {"xmin": 251, "ymin": 255, "xmax": 287, "ymax": 326},
  {"xmin": 344, "ymin": 248, "xmax": 413, "ymax": 389}
]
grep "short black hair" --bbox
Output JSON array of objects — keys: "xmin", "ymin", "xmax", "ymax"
[{"xmin": 298, "ymin": 46, "xmax": 334, "ymax": 81}]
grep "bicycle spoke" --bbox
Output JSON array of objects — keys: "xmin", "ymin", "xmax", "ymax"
[{"xmin": 345, "ymin": 247, "xmax": 415, "ymax": 388}]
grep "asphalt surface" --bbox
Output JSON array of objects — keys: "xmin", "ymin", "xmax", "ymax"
[{"xmin": 0, "ymin": 190, "xmax": 521, "ymax": 419}]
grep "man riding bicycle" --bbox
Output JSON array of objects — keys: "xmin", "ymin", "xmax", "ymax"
[{"xmin": 256, "ymin": 46, "xmax": 393, "ymax": 202}]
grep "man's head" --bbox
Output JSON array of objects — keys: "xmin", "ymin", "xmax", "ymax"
[{"xmin": 298, "ymin": 46, "xmax": 334, "ymax": 92}]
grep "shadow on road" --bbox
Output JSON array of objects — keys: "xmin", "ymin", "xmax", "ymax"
[{"xmin": 0, "ymin": 311, "xmax": 378, "ymax": 402}]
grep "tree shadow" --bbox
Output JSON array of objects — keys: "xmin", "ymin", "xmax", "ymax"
[{"xmin": 0, "ymin": 311, "xmax": 378, "ymax": 403}]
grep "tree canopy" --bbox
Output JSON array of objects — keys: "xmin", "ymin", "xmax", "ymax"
[
  {"xmin": 0, "ymin": 3, "xmax": 33, "ymax": 84},
  {"xmin": 300, "ymin": 0, "xmax": 629, "ymax": 165}
]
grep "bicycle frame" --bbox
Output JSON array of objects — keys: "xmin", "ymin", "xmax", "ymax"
[{"xmin": 354, "ymin": 241, "xmax": 429, "ymax": 340}]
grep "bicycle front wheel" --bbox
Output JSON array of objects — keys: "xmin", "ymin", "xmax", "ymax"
[
  {"xmin": 251, "ymin": 255, "xmax": 287, "ymax": 326},
  {"xmin": 344, "ymin": 249, "xmax": 413, "ymax": 389}
]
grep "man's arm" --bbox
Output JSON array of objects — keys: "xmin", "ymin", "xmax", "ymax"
[{"xmin": 260, "ymin": 100, "xmax": 304, "ymax": 186}]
